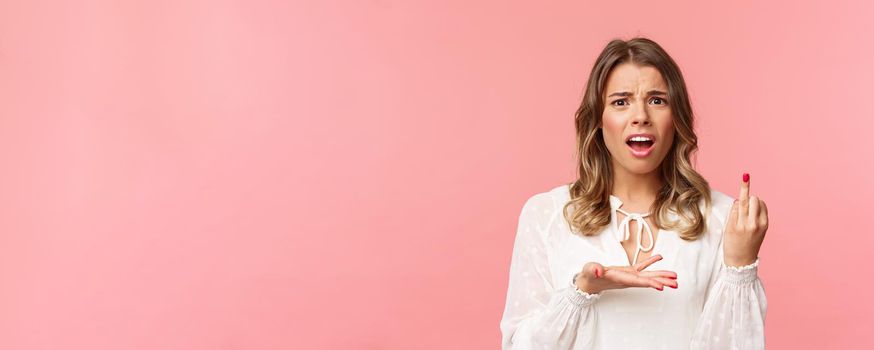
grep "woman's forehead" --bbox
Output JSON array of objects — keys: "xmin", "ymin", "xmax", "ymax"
[{"xmin": 604, "ymin": 64, "xmax": 667, "ymax": 94}]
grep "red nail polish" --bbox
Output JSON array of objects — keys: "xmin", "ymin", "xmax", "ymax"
[{"xmin": 743, "ymin": 173, "xmax": 749, "ymax": 182}]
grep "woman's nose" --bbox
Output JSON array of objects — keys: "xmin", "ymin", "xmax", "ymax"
[{"xmin": 631, "ymin": 108, "xmax": 652, "ymax": 125}]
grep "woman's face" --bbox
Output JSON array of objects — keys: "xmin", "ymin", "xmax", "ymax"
[{"xmin": 601, "ymin": 62, "xmax": 675, "ymax": 175}]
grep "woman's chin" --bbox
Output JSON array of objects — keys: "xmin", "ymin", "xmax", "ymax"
[{"xmin": 617, "ymin": 158, "xmax": 664, "ymax": 175}]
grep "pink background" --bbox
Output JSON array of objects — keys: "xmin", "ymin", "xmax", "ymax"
[{"xmin": 0, "ymin": 1, "xmax": 871, "ymax": 349}]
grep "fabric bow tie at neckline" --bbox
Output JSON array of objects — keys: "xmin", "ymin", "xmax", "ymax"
[{"xmin": 613, "ymin": 207, "xmax": 655, "ymax": 266}]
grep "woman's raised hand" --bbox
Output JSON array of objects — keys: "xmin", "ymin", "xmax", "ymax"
[
  {"xmin": 575, "ymin": 254, "xmax": 678, "ymax": 294},
  {"xmin": 723, "ymin": 173, "xmax": 769, "ymax": 266}
]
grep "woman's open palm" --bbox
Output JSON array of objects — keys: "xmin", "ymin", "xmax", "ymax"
[{"xmin": 577, "ymin": 254, "xmax": 678, "ymax": 294}]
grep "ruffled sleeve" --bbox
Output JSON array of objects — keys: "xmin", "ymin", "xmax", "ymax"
[
  {"xmin": 499, "ymin": 193, "xmax": 600, "ymax": 349},
  {"xmin": 689, "ymin": 216, "xmax": 768, "ymax": 349}
]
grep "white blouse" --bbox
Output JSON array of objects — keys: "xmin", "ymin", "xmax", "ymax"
[{"xmin": 500, "ymin": 184, "xmax": 767, "ymax": 349}]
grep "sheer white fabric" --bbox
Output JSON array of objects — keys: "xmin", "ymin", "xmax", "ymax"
[{"xmin": 500, "ymin": 184, "xmax": 767, "ymax": 349}]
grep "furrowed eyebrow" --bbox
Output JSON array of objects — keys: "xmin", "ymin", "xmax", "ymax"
[{"xmin": 607, "ymin": 90, "xmax": 668, "ymax": 98}]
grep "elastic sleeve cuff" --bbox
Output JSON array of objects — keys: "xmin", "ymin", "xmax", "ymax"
[
  {"xmin": 720, "ymin": 257, "xmax": 760, "ymax": 285},
  {"xmin": 562, "ymin": 280, "xmax": 601, "ymax": 307}
]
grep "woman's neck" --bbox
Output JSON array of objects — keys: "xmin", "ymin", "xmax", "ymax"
[{"xmin": 611, "ymin": 165, "xmax": 663, "ymax": 210}]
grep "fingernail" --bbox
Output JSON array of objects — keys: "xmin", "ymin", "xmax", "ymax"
[
  {"xmin": 743, "ymin": 173, "xmax": 749, "ymax": 183},
  {"xmin": 595, "ymin": 268, "xmax": 601, "ymax": 278}
]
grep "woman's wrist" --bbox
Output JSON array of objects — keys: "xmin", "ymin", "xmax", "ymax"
[{"xmin": 573, "ymin": 272, "xmax": 602, "ymax": 294}]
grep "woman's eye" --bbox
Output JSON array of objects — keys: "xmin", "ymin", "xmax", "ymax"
[
  {"xmin": 650, "ymin": 97, "xmax": 666, "ymax": 105},
  {"xmin": 612, "ymin": 100, "xmax": 627, "ymax": 106}
]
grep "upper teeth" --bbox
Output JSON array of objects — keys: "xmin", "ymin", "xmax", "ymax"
[{"xmin": 629, "ymin": 136, "xmax": 652, "ymax": 142}]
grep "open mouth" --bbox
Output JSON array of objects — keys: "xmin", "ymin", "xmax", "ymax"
[{"xmin": 625, "ymin": 135, "xmax": 656, "ymax": 157}]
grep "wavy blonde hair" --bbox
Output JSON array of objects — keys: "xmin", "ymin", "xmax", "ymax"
[{"xmin": 562, "ymin": 37, "xmax": 712, "ymax": 241}]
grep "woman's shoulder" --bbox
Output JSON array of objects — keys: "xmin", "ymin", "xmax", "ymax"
[
  {"xmin": 699, "ymin": 188, "xmax": 738, "ymax": 245},
  {"xmin": 707, "ymin": 188, "xmax": 736, "ymax": 227},
  {"xmin": 516, "ymin": 183, "xmax": 572, "ymax": 230}
]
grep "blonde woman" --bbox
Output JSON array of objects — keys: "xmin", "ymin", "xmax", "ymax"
[{"xmin": 500, "ymin": 37, "xmax": 768, "ymax": 349}]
